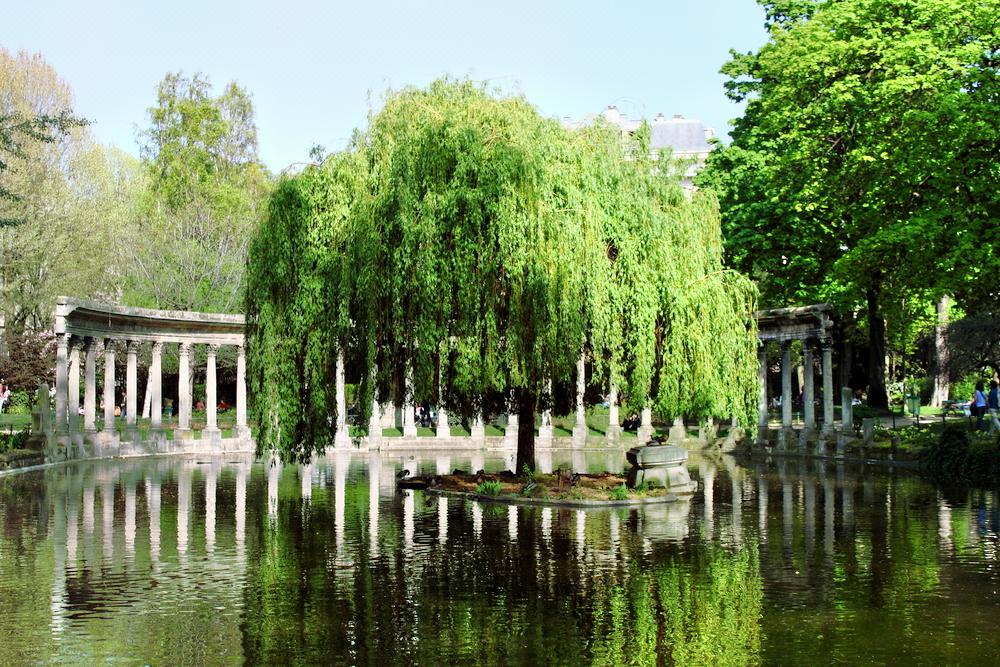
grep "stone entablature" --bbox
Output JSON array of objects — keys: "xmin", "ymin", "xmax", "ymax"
[
  {"xmin": 755, "ymin": 304, "xmax": 833, "ymax": 343},
  {"xmin": 54, "ymin": 297, "xmax": 245, "ymax": 346}
]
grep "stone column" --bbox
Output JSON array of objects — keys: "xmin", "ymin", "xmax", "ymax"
[
  {"xmin": 102, "ymin": 340, "xmax": 116, "ymax": 433},
  {"xmin": 757, "ymin": 342, "xmax": 768, "ymax": 432},
  {"xmin": 402, "ymin": 364, "xmax": 417, "ymax": 438},
  {"xmin": 150, "ymin": 341, "xmax": 163, "ymax": 430},
  {"xmin": 470, "ymin": 412, "xmax": 485, "ymax": 443},
  {"xmin": 204, "ymin": 344, "xmax": 220, "ymax": 443},
  {"xmin": 572, "ymin": 352, "xmax": 587, "ymax": 446},
  {"xmin": 435, "ymin": 363, "xmax": 449, "ymax": 440},
  {"xmin": 822, "ymin": 339, "xmax": 834, "ymax": 431},
  {"xmin": 637, "ymin": 404, "xmax": 653, "ymax": 443},
  {"xmin": 68, "ymin": 337, "xmax": 82, "ymax": 431},
  {"xmin": 781, "ymin": 340, "xmax": 793, "ymax": 428},
  {"xmin": 83, "ymin": 337, "xmax": 98, "ymax": 433},
  {"xmin": 538, "ymin": 379, "xmax": 553, "ymax": 446},
  {"xmin": 236, "ymin": 344, "xmax": 249, "ymax": 438},
  {"xmin": 55, "ymin": 333, "xmax": 69, "ymax": 434},
  {"xmin": 841, "ymin": 387, "xmax": 853, "ymax": 432},
  {"xmin": 368, "ymin": 396, "xmax": 382, "ymax": 448},
  {"xmin": 126, "ymin": 341, "xmax": 138, "ymax": 428},
  {"xmin": 334, "ymin": 350, "xmax": 350, "ymax": 448},
  {"xmin": 606, "ymin": 383, "xmax": 622, "ymax": 443},
  {"xmin": 176, "ymin": 343, "xmax": 192, "ymax": 434},
  {"xmin": 803, "ymin": 342, "xmax": 815, "ymax": 430}
]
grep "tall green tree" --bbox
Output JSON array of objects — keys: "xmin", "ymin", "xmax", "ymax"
[
  {"xmin": 699, "ymin": 0, "xmax": 1000, "ymax": 407},
  {"xmin": 0, "ymin": 48, "xmax": 124, "ymax": 330},
  {"xmin": 246, "ymin": 80, "xmax": 758, "ymax": 467},
  {"xmin": 125, "ymin": 72, "xmax": 271, "ymax": 312}
]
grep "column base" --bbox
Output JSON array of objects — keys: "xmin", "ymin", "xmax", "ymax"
[
  {"xmin": 201, "ymin": 428, "xmax": 222, "ymax": 450},
  {"xmin": 572, "ymin": 423, "xmax": 589, "ymax": 447},
  {"xmin": 636, "ymin": 424, "xmax": 653, "ymax": 444},
  {"xmin": 435, "ymin": 426, "xmax": 450, "ymax": 439},
  {"xmin": 173, "ymin": 428, "xmax": 194, "ymax": 442},
  {"xmin": 402, "ymin": 424, "xmax": 418, "ymax": 438},
  {"xmin": 606, "ymin": 425, "xmax": 623, "ymax": 444},
  {"xmin": 333, "ymin": 428, "xmax": 352, "ymax": 448},
  {"xmin": 668, "ymin": 423, "xmax": 686, "ymax": 443}
]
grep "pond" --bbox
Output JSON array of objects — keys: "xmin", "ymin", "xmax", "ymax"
[{"xmin": 2, "ymin": 449, "xmax": 1000, "ymax": 665}]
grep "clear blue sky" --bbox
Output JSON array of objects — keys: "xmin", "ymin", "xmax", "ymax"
[{"xmin": 3, "ymin": 0, "xmax": 767, "ymax": 172}]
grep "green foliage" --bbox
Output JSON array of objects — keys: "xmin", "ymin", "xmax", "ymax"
[
  {"xmin": 0, "ymin": 428, "xmax": 28, "ymax": 453},
  {"xmin": 608, "ymin": 484, "xmax": 629, "ymax": 501},
  {"xmin": 520, "ymin": 464, "xmax": 535, "ymax": 483},
  {"xmin": 6, "ymin": 390, "xmax": 30, "ymax": 415},
  {"xmin": 246, "ymin": 79, "xmax": 758, "ymax": 463},
  {"xmin": 953, "ymin": 373, "xmax": 986, "ymax": 404},
  {"xmin": 0, "ymin": 110, "xmax": 87, "ymax": 223},
  {"xmin": 700, "ymin": 0, "xmax": 1000, "ymax": 404},
  {"xmin": 125, "ymin": 72, "xmax": 271, "ymax": 313},
  {"xmin": 920, "ymin": 425, "xmax": 1000, "ymax": 482},
  {"xmin": 474, "ymin": 480, "xmax": 502, "ymax": 497}
]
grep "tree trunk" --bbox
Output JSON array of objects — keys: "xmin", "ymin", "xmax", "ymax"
[
  {"xmin": 867, "ymin": 286, "xmax": 888, "ymax": 408},
  {"xmin": 931, "ymin": 295, "xmax": 951, "ymax": 407},
  {"xmin": 515, "ymin": 388, "xmax": 536, "ymax": 473}
]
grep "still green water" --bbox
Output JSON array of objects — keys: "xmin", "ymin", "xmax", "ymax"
[{"xmin": 0, "ymin": 450, "xmax": 998, "ymax": 665}]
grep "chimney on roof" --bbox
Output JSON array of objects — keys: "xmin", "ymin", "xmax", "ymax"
[
  {"xmin": 602, "ymin": 106, "xmax": 621, "ymax": 123},
  {"xmin": 654, "ymin": 112, "xmax": 666, "ymax": 124},
  {"xmin": 672, "ymin": 114, "xmax": 684, "ymax": 120}
]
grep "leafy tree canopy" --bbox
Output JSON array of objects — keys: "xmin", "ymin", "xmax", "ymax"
[
  {"xmin": 246, "ymin": 79, "xmax": 758, "ymax": 466},
  {"xmin": 124, "ymin": 72, "xmax": 271, "ymax": 313},
  {"xmin": 699, "ymin": 0, "xmax": 1000, "ymax": 406}
]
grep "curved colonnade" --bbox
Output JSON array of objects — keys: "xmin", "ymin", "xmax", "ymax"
[
  {"xmin": 49, "ymin": 297, "xmax": 250, "ymax": 459},
  {"xmin": 41, "ymin": 299, "xmax": 847, "ymax": 462}
]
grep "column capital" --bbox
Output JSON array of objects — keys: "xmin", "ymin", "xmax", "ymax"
[
  {"xmin": 819, "ymin": 337, "xmax": 834, "ymax": 350},
  {"xmin": 151, "ymin": 340, "xmax": 164, "ymax": 354},
  {"xmin": 780, "ymin": 338, "xmax": 792, "ymax": 350},
  {"xmin": 126, "ymin": 339, "xmax": 141, "ymax": 354},
  {"xmin": 206, "ymin": 343, "xmax": 220, "ymax": 355},
  {"xmin": 178, "ymin": 342, "xmax": 192, "ymax": 356},
  {"xmin": 103, "ymin": 338, "xmax": 119, "ymax": 354},
  {"xmin": 83, "ymin": 336, "xmax": 98, "ymax": 351},
  {"xmin": 68, "ymin": 334, "xmax": 84, "ymax": 351}
]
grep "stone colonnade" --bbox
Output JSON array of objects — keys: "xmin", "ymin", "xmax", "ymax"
[
  {"xmin": 351, "ymin": 351, "xmax": 655, "ymax": 449},
  {"xmin": 50, "ymin": 297, "xmax": 249, "ymax": 458},
  {"xmin": 755, "ymin": 304, "xmax": 838, "ymax": 442}
]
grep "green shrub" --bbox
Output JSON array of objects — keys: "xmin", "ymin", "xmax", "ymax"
[
  {"xmin": 475, "ymin": 480, "xmax": 502, "ymax": 496},
  {"xmin": 953, "ymin": 373, "xmax": 986, "ymax": 404},
  {"xmin": 921, "ymin": 425, "xmax": 1000, "ymax": 482},
  {"xmin": 6, "ymin": 390, "xmax": 31, "ymax": 415},
  {"xmin": 609, "ymin": 484, "xmax": 629, "ymax": 501},
  {"xmin": 520, "ymin": 464, "xmax": 535, "ymax": 483},
  {"xmin": 0, "ymin": 430, "xmax": 30, "ymax": 453}
]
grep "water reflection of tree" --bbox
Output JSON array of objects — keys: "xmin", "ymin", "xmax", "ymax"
[{"xmin": 240, "ymin": 479, "xmax": 763, "ymax": 665}]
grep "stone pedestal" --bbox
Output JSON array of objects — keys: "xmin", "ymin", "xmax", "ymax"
[
  {"xmin": 668, "ymin": 417, "xmax": 686, "ymax": 443},
  {"xmin": 841, "ymin": 387, "xmax": 854, "ymax": 432},
  {"xmin": 637, "ymin": 406, "xmax": 654, "ymax": 444},
  {"xmin": 625, "ymin": 443, "xmax": 696, "ymax": 494}
]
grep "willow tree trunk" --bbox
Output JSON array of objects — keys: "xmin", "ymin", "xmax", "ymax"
[
  {"xmin": 516, "ymin": 388, "xmax": 536, "ymax": 473},
  {"xmin": 867, "ymin": 285, "xmax": 888, "ymax": 409}
]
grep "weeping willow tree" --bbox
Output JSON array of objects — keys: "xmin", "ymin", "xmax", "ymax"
[{"xmin": 246, "ymin": 79, "xmax": 758, "ymax": 468}]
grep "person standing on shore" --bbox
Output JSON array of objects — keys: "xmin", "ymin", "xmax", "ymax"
[
  {"xmin": 970, "ymin": 381, "xmax": 988, "ymax": 432},
  {"xmin": 987, "ymin": 380, "xmax": 1000, "ymax": 433}
]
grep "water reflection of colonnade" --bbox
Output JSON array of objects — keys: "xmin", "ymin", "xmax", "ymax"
[{"xmin": 29, "ymin": 449, "xmax": 1000, "ymax": 663}]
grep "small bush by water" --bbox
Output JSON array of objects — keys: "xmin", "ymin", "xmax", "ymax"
[
  {"xmin": 475, "ymin": 480, "xmax": 502, "ymax": 496},
  {"xmin": 920, "ymin": 425, "xmax": 1000, "ymax": 483}
]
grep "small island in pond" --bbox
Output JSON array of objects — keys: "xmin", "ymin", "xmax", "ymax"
[{"xmin": 400, "ymin": 444, "xmax": 699, "ymax": 507}]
